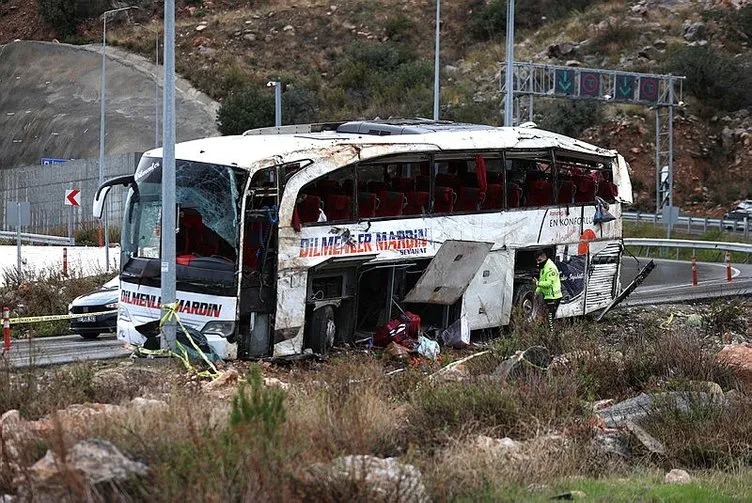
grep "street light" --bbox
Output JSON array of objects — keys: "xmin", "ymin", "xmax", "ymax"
[
  {"xmin": 99, "ymin": 5, "xmax": 139, "ymax": 270},
  {"xmin": 433, "ymin": 0, "xmax": 440, "ymax": 120},
  {"xmin": 267, "ymin": 81, "xmax": 284, "ymax": 127},
  {"xmin": 504, "ymin": 0, "xmax": 515, "ymax": 127}
]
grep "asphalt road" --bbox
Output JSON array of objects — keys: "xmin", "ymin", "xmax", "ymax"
[
  {"xmin": 4, "ymin": 258, "xmax": 751, "ymax": 368},
  {"xmin": 622, "ymin": 257, "xmax": 752, "ymax": 306}
]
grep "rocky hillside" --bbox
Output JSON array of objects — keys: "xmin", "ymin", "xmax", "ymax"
[{"xmin": 2, "ymin": 0, "xmax": 752, "ymax": 214}]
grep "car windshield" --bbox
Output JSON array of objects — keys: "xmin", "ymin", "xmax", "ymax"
[{"xmin": 102, "ymin": 276, "xmax": 119, "ymax": 289}]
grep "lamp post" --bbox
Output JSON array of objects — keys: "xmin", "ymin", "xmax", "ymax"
[
  {"xmin": 267, "ymin": 81, "xmax": 283, "ymax": 127},
  {"xmin": 433, "ymin": 0, "xmax": 440, "ymax": 120},
  {"xmin": 504, "ymin": 0, "xmax": 515, "ymax": 126},
  {"xmin": 99, "ymin": 5, "xmax": 138, "ymax": 270}
]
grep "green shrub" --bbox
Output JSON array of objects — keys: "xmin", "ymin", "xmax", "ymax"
[
  {"xmin": 36, "ymin": 0, "xmax": 103, "ymax": 37},
  {"xmin": 662, "ymin": 46, "xmax": 752, "ymax": 116},
  {"xmin": 534, "ymin": 99, "xmax": 601, "ymax": 138},
  {"xmin": 470, "ymin": 0, "xmax": 603, "ymax": 41},
  {"xmin": 216, "ymin": 84, "xmax": 319, "ymax": 135}
]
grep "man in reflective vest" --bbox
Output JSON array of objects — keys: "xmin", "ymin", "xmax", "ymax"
[{"xmin": 533, "ymin": 249, "xmax": 562, "ymax": 332}]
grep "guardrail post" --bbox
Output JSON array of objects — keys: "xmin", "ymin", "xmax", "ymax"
[
  {"xmin": 62, "ymin": 247, "xmax": 68, "ymax": 277},
  {"xmin": 745, "ymin": 216, "xmax": 749, "ymax": 240},
  {"xmin": 726, "ymin": 251, "xmax": 732, "ymax": 283},
  {"xmin": 691, "ymin": 254, "xmax": 698, "ymax": 287},
  {"xmin": 687, "ymin": 216, "xmax": 691, "ymax": 233},
  {"xmin": 3, "ymin": 307, "xmax": 9, "ymax": 353},
  {"xmin": 703, "ymin": 217, "xmax": 708, "ymax": 233}
]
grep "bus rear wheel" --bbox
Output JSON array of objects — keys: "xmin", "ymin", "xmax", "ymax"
[
  {"xmin": 513, "ymin": 283, "xmax": 542, "ymax": 325},
  {"xmin": 305, "ymin": 306, "xmax": 335, "ymax": 356}
]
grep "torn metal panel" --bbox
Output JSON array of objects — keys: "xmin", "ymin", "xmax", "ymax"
[
  {"xmin": 585, "ymin": 242, "xmax": 621, "ymax": 313},
  {"xmin": 403, "ymin": 240, "xmax": 493, "ymax": 305},
  {"xmin": 613, "ymin": 153, "xmax": 634, "ymax": 204},
  {"xmin": 462, "ymin": 250, "xmax": 514, "ymax": 329}
]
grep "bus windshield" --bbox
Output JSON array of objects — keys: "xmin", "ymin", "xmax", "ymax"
[{"xmin": 121, "ymin": 157, "xmax": 247, "ymax": 295}]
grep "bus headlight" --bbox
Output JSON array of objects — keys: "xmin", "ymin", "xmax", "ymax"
[
  {"xmin": 202, "ymin": 321, "xmax": 235, "ymax": 338},
  {"xmin": 119, "ymin": 305, "xmax": 131, "ymax": 322}
]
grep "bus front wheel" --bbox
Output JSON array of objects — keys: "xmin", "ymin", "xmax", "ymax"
[
  {"xmin": 513, "ymin": 283, "xmax": 543, "ymax": 325},
  {"xmin": 305, "ymin": 306, "xmax": 335, "ymax": 356}
]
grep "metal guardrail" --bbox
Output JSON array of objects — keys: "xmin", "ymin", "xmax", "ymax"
[
  {"xmin": 0, "ymin": 231, "xmax": 74, "ymax": 246},
  {"xmin": 623, "ymin": 211, "xmax": 751, "ymax": 237},
  {"xmin": 623, "ymin": 238, "xmax": 752, "ymax": 254}
]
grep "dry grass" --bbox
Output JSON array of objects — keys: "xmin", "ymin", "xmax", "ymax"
[{"xmin": 2, "ymin": 298, "xmax": 752, "ymax": 500}]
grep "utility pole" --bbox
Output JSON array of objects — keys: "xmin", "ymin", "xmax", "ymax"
[
  {"xmin": 433, "ymin": 0, "xmax": 440, "ymax": 120},
  {"xmin": 161, "ymin": 0, "xmax": 177, "ymax": 351},
  {"xmin": 504, "ymin": 0, "xmax": 515, "ymax": 127}
]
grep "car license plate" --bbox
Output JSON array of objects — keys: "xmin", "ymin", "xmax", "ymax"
[{"xmin": 78, "ymin": 315, "xmax": 96, "ymax": 323}]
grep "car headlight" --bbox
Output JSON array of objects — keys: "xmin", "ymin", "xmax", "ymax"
[
  {"xmin": 67, "ymin": 303, "xmax": 73, "ymax": 314},
  {"xmin": 202, "ymin": 321, "xmax": 235, "ymax": 338},
  {"xmin": 106, "ymin": 302, "xmax": 118, "ymax": 309}
]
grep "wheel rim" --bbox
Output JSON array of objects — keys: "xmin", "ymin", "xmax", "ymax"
[{"xmin": 521, "ymin": 294, "xmax": 536, "ymax": 322}]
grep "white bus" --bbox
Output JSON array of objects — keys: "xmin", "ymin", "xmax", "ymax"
[{"xmin": 95, "ymin": 120, "xmax": 636, "ymax": 359}]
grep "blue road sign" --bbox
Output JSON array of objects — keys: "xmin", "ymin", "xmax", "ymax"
[{"xmin": 41, "ymin": 158, "xmax": 67, "ymax": 166}]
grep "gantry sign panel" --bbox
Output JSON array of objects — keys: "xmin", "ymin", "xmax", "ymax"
[{"xmin": 502, "ymin": 62, "xmax": 683, "ymax": 106}]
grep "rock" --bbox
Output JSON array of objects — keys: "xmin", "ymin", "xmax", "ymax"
[
  {"xmin": 195, "ymin": 24, "xmax": 207, "ymax": 32},
  {"xmin": 21, "ymin": 439, "xmax": 148, "ymax": 500},
  {"xmin": 716, "ymin": 344, "xmax": 752, "ymax": 387},
  {"xmin": 551, "ymin": 490, "xmax": 587, "ymax": 499},
  {"xmin": 436, "ymin": 364, "xmax": 469, "ymax": 382},
  {"xmin": 597, "ymin": 392, "xmax": 725, "ymax": 428},
  {"xmin": 624, "ymin": 420, "xmax": 665, "ymax": 455},
  {"xmin": 685, "ymin": 380, "xmax": 723, "ymax": 395},
  {"xmin": 474, "ymin": 435, "xmax": 522, "ymax": 458},
  {"xmin": 653, "ymin": 39, "xmax": 668, "ymax": 49},
  {"xmin": 591, "ymin": 433, "xmax": 630, "ymax": 458},
  {"xmin": 683, "ymin": 21, "xmax": 706, "ymax": 42},
  {"xmin": 204, "ymin": 368, "xmax": 240, "ymax": 390},
  {"xmin": 546, "ymin": 41, "xmax": 578, "ymax": 59},
  {"xmin": 263, "ymin": 377, "xmax": 291, "ymax": 390},
  {"xmin": 565, "ymin": 60, "xmax": 582, "ymax": 67},
  {"xmin": 243, "ymin": 33, "xmax": 256, "ymax": 42},
  {"xmin": 129, "ymin": 397, "xmax": 168, "ymax": 413},
  {"xmin": 306, "ymin": 455, "xmax": 428, "ymax": 503},
  {"xmin": 665, "ymin": 468, "xmax": 691, "ymax": 484}
]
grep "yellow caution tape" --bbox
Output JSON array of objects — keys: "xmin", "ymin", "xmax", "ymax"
[
  {"xmin": 9, "ymin": 310, "xmax": 118, "ymax": 324},
  {"xmin": 160, "ymin": 302, "xmax": 220, "ymax": 379}
]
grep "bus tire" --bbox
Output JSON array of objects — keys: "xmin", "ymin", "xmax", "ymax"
[
  {"xmin": 513, "ymin": 283, "xmax": 542, "ymax": 325},
  {"xmin": 306, "ymin": 306, "xmax": 335, "ymax": 356}
]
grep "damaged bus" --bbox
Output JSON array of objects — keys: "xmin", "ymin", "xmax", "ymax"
[{"xmin": 95, "ymin": 119, "xmax": 638, "ymax": 359}]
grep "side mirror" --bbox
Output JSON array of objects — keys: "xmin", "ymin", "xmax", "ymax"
[
  {"xmin": 93, "ymin": 186, "xmax": 111, "ymax": 219},
  {"xmin": 93, "ymin": 175, "xmax": 135, "ymax": 219}
]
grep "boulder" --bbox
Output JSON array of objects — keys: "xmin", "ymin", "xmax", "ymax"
[
  {"xmin": 665, "ymin": 468, "xmax": 691, "ymax": 484},
  {"xmin": 305, "ymin": 455, "xmax": 428, "ymax": 503},
  {"xmin": 20, "ymin": 439, "xmax": 147, "ymax": 501},
  {"xmin": 716, "ymin": 344, "xmax": 752, "ymax": 387}
]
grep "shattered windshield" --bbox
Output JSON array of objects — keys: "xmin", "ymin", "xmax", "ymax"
[{"xmin": 121, "ymin": 157, "xmax": 247, "ymax": 294}]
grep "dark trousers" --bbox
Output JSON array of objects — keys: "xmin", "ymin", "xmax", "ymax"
[{"xmin": 543, "ymin": 299, "xmax": 561, "ymax": 332}]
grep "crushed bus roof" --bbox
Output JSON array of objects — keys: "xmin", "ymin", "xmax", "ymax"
[{"xmin": 142, "ymin": 120, "xmax": 616, "ymax": 170}]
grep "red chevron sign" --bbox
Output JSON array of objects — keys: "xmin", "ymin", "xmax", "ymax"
[{"xmin": 65, "ymin": 189, "xmax": 81, "ymax": 206}]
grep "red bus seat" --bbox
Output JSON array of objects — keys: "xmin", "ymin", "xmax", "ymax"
[
  {"xmin": 376, "ymin": 191, "xmax": 406, "ymax": 217},
  {"xmin": 507, "ymin": 183, "xmax": 522, "ymax": 208},
  {"xmin": 455, "ymin": 187, "xmax": 485, "ymax": 212},
  {"xmin": 404, "ymin": 191, "xmax": 430, "ymax": 215},
  {"xmin": 434, "ymin": 186, "xmax": 456, "ymax": 213},
  {"xmin": 574, "ymin": 174, "xmax": 596, "ymax": 203},
  {"xmin": 482, "ymin": 183, "xmax": 504, "ymax": 210},
  {"xmin": 391, "ymin": 177, "xmax": 415, "ymax": 192},
  {"xmin": 297, "ymin": 194, "xmax": 323, "ymax": 223},
  {"xmin": 557, "ymin": 180, "xmax": 576, "ymax": 205},
  {"xmin": 525, "ymin": 179, "xmax": 553, "ymax": 206},
  {"xmin": 326, "ymin": 194, "xmax": 353, "ymax": 221},
  {"xmin": 358, "ymin": 192, "xmax": 379, "ymax": 218}
]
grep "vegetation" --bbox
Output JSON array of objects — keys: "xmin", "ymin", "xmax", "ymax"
[
  {"xmin": 662, "ymin": 45, "xmax": 752, "ymax": 118},
  {"xmin": 1, "ymin": 288, "xmax": 750, "ymax": 499}
]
